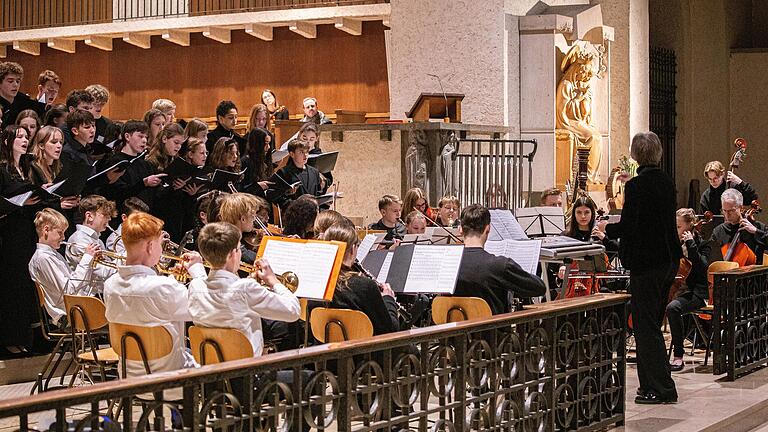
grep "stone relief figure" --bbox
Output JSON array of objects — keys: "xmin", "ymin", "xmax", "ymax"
[
  {"xmin": 440, "ymin": 131, "xmax": 459, "ymax": 196},
  {"xmin": 556, "ymin": 43, "xmax": 603, "ymax": 183},
  {"xmin": 405, "ymin": 129, "xmax": 429, "ymax": 192}
]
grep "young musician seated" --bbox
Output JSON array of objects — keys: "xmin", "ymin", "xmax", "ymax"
[
  {"xmin": 65, "ymin": 195, "xmax": 118, "ymax": 295},
  {"xmin": 711, "ymin": 188, "xmax": 767, "ymax": 265},
  {"xmin": 700, "ymin": 160, "xmax": 757, "ymax": 215},
  {"xmin": 313, "ymin": 210, "xmax": 346, "ymax": 239},
  {"xmin": 188, "ymin": 222, "xmax": 301, "ymax": 356},
  {"xmin": 272, "ymin": 140, "xmax": 325, "ymax": 209},
  {"xmin": 402, "ymin": 187, "xmax": 436, "ymax": 226},
  {"xmin": 667, "ymin": 208, "xmax": 710, "ymax": 372},
  {"xmin": 103, "ymin": 212, "xmax": 205, "ymax": 377},
  {"xmin": 283, "ymin": 195, "xmax": 319, "ymax": 239},
  {"xmin": 206, "ymin": 100, "xmax": 246, "ymax": 155},
  {"xmin": 540, "ymin": 187, "xmax": 563, "ymax": 208},
  {"xmin": 107, "ymin": 197, "xmax": 150, "ymax": 256},
  {"xmin": 319, "ymin": 222, "xmax": 400, "ymax": 335},
  {"xmin": 453, "ymin": 204, "xmax": 546, "ymax": 314},
  {"xmin": 29, "ymin": 208, "xmax": 99, "ymax": 327},
  {"xmin": 216, "ymin": 192, "xmax": 264, "ymax": 263},
  {"xmin": 368, "ymin": 194, "xmax": 406, "ymax": 242},
  {"xmin": 436, "ymin": 196, "xmax": 460, "ymax": 227},
  {"xmin": 405, "ymin": 211, "xmax": 427, "ymax": 235}
]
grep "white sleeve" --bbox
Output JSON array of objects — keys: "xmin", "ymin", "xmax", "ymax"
[
  {"xmin": 67, "ymin": 253, "xmax": 95, "ymax": 295},
  {"xmin": 187, "ymin": 263, "xmax": 207, "ymax": 280},
  {"xmin": 242, "ymin": 280, "xmax": 301, "ymax": 323},
  {"xmin": 164, "ymin": 280, "xmax": 193, "ymax": 322},
  {"xmin": 29, "ymin": 257, "xmax": 68, "ymax": 308}
]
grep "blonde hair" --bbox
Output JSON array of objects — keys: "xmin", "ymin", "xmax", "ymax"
[
  {"xmin": 122, "ymin": 212, "xmax": 164, "ymax": 247},
  {"xmin": 703, "ymin": 161, "xmax": 725, "ymax": 178},
  {"xmin": 197, "ymin": 222, "xmax": 241, "ymax": 268},
  {"xmin": 246, "ymin": 104, "xmax": 268, "ymax": 131},
  {"xmin": 405, "ymin": 210, "xmax": 426, "ymax": 225},
  {"xmin": 218, "ymin": 193, "xmax": 260, "ymax": 227},
  {"xmin": 34, "ymin": 208, "xmax": 68, "ymax": 233},
  {"xmin": 152, "ymin": 98, "xmax": 176, "ymax": 114},
  {"xmin": 85, "ymin": 84, "xmax": 110, "ymax": 104},
  {"xmin": 438, "ymin": 195, "xmax": 460, "ymax": 209},
  {"xmin": 322, "ymin": 223, "xmax": 358, "ymax": 250},
  {"xmin": 184, "ymin": 137, "xmax": 206, "ymax": 163},
  {"xmin": 377, "ymin": 194, "xmax": 402, "ymax": 211},
  {"xmin": 184, "ymin": 118, "xmax": 209, "ymax": 138},
  {"xmin": 31, "ymin": 126, "xmax": 63, "ymax": 183}
]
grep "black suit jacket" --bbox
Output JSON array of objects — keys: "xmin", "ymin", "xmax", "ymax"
[
  {"xmin": 453, "ymin": 247, "xmax": 546, "ymax": 315},
  {"xmin": 606, "ymin": 165, "xmax": 682, "ymax": 272}
]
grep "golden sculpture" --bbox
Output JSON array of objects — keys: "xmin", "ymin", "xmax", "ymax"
[{"xmin": 556, "ymin": 44, "xmax": 603, "ymax": 184}]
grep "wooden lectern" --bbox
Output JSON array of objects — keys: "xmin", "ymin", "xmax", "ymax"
[
  {"xmin": 274, "ymin": 119, "xmax": 303, "ymax": 147},
  {"xmin": 407, "ymin": 92, "xmax": 464, "ymax": 123}
]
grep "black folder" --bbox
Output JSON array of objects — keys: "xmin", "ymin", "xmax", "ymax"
[
  {"xmin": 361, "ymin": 250, "xmax": 390, "ymax": 276},
  {"xmin": 87, "ymin": 150, "xmax": 146, "ymax": 183},
  {"xmin": 163, "ymin": 157, "xmax": 203, "ymax": 182},
  {"xmin": 307, "ymin": 151, "xmax": 338, "ymax": 174},
  {"xmin": 53, "ymin": 162, "xmax": 93, "ymax": 197},
  {"xmin": 210, "ymin": 167, "xmax": 247, "ymax": 191}
]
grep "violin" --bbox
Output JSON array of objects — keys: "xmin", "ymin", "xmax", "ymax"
[
  {"xmin": 721, "ymin": 200, "xmax": 762, "ymax": 267},
  {"xmin": 668, "ymin": 211, "xmax": 714, "ymax": 303}
]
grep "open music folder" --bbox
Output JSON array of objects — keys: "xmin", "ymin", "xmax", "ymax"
[
  {"xmin": 488, "ymin": 209, "xmax": 529, "ymax": 241},
  {"xmin": 383, "ymin": 244, "xmax": 464, "ymax": 294},
  {"xmin": 484, "ymin": 239, "xmax": 542, "ymax": 276},
  {"xmin": 256, "ymin": 236, "xmax": 346, "ymax": 300}
]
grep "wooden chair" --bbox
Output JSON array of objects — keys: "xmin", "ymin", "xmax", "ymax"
[
  {"xmin": 309, "ymin": 308, "xmax": 373, "ymax": 343},
  {"xmin": 31, "ymin": 282, "xmax": 75, "ymax": 394},
  {"xmin": 64, "ymin": 295, "xmax": 118, "ymax": 387},
  {"xmin": 188, "ymin": 326, "xmax": 253, "ymax": 365},
  {"xmin": 108, "ymin": 323, "xmax": 173, "ymax": 378},
  {"xmin": 431, "ymin": 296, "xmax": 492, "ymax": 324},
  {"xmin": 688, "ymin": 261, "xmax": 739, "ymax": 365}
]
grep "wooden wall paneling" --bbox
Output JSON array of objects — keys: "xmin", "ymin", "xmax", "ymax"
[{"xmin": 4, "ymin": 22, "xmax": 389, "ymax": 121}]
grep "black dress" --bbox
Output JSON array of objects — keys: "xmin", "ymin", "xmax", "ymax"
[{"xmin": 0, "ymin": 164, "xmax": 39, "ymax": 348}]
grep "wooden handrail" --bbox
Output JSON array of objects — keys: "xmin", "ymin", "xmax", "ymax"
[{"xmin": 0, "ymin": 293, "xmax": 628, "ymax": 415}]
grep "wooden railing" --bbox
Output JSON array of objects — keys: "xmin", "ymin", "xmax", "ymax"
[
  {"xmin": 0, "ymin": 0, "xmax": 389, "ymax": 32},
  {"xmin": 0, "ymin": 294, "xmax": 628, "ymax": 432},
  {"xmin": 712, "ymin": 265, "xmax": 768, "ymax": 380}
]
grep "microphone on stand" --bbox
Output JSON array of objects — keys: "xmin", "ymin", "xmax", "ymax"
[{"xmin": 426, "ymin": 73, "xmax": 450, "ymax": 121}]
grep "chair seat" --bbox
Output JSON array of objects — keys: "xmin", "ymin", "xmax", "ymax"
[{"xmin": 78, "ymin": 347, "xmax": 119, "ymax": 363}]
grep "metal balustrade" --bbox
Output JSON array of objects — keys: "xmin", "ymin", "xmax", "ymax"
[{"xmin": 0, "ymin": 294, "xmax": 628, "ymax": 432}]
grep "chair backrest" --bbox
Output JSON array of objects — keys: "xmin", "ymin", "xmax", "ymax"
[
  {"xmin": 109, "ymin": 323, "xmax": 173, "ymax": 363},
  {"xmin": 707, "ymin": 261, "xmax": 739, "ymax": 304},
  {"xmin": 309, "ymin": 307, "xmax": 373, "ymax": 343},
  {"xmin": 432, "ymin": 296, "xmax": 492, "ymax": 324},
  {"xmin": 64, "ymin": 295, "xmax": 108, "ymax": 332},
  {"xmin": 188, "ymin": 326, "xmax": 253, "ymax": 365}
]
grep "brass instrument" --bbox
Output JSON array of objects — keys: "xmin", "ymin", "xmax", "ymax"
[
  {"xmin": 63, "ymin": 242, "xmax": 125, "ymax": 269},
  {"xmin": 239, "ymin": 260, "xmax": 299, "ymax": 293}
]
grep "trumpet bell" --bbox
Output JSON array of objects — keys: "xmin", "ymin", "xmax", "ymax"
[{"xmin": 276, "ymin": 271, "xmax": 299, "ymax": 293}]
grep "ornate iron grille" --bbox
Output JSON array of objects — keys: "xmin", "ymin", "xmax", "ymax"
[
  {"xmin": 649, "ymin": 47, "xmax": 677, "ymax": 180},
  {"xmin": 0, "ymin": 294, "xmax": 627, "ymax": 432},
  {"xmin": 712, "ymin": 266, "xmax": 768, "ymax": 380}
]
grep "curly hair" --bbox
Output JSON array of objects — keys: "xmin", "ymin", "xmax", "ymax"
[{"xmin": 283, "ymin": 195, "xmax": 319, "ymax": 239}]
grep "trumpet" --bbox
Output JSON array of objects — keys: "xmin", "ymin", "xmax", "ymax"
[
  {"xmin": 239, "ymin": 261, "xmax": 299, "ymax": 293},
  {"xmin": 63, "ymin": 242, "xmax": 125, "ymax": 268}
]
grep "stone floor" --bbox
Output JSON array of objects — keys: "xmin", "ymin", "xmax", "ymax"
[{"xmin": 4, "ymin": 338, "xmax": 768, "ymax": 432}]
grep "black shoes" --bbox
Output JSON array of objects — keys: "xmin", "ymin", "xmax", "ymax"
[
  {"xmin": 669, "ymin": 362, "xmax": 685, "ymax": 372},
  {"xmin": 635, "ymin": 392, "xmax": 678, "ymax": 405}
]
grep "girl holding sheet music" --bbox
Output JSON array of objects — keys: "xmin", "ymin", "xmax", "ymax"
[
  {"xmin": 28, "ymin": 126, "xmax": 80, "ymax": 211},
  {"xmin": 240, "ymin": 127, "xmax": 274, "ymax": 198},
  {"xmin": 0, "ymin": 125, "xmax": 41, "ymax": 355},
  {"xmin": 208, "ymin": 137, "xmax": 242, "ymax": 191}
]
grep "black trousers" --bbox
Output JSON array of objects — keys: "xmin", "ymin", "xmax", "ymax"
[
  {"xmin": 630, "ymin": 261, "xmax": 679, "ymax": 398},
  {"xmin": 666, "ymin": 291, "xmax": 705, "ymax": 358}
]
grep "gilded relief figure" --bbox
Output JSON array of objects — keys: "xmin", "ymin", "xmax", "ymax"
[{"xmin": 556, "ymin": 44, "xmax": 603, "ymax": 184}]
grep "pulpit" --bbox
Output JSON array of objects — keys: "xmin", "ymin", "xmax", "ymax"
[{"xmin": 407, "ymin": 93, "xmax": 464, "ymax": 123}]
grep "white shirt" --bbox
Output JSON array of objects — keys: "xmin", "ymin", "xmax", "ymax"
[
  {"xmin": 104, "ymin": 263, "xmax": 206, "ymax": 378},
  {"xmin": 106, "ymin": 224, "xmax": 125, "ymax": 256},
  {"xmin": 188, "ymin": 269, "xmax": 301, "ymax": 356},
  {"xmin": 28, "ymin": 243, "xmax": 94, "ymax": 325},
  {"xmin": 66, "ymin": 224, "xmax": 116, "ymax": 295}
]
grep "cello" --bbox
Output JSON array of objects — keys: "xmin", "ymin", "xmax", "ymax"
[
  {"xmin": 721, "ymin": 200, "xmax": 762, "ymax": 267},
  {"xmin": 668, "ymin": 212, "xmax": 713, "ymax": 303}
]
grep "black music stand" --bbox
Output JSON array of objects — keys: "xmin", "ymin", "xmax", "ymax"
[{"xmin": 516, "ymin": 207, "xmax": 566, "ymax": 238}]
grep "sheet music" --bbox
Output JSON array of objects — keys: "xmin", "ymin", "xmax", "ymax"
[
  {"xmin": 489, "ymin": 209, "xmax": 528, "ymax": 240},
  {"xmin": 356, "ymin": 234, "xmax": 376, "ymax": 262},
  {"xmin": 279, "ymin": 131, "xmax": 300, "ymax": 151},
  {"xmin": 484, "ymin": 239, "xmax": 542, "ymax": 276},
  {"xmin": 403, "ymin": 245, "xmax": 463, "ymax": 293},
  {"xmin": 376, "ymin": 252, "xmax": 394, "ymax": 283},
  {"xmin": 6, "ymin": 190, "xmax": 32, "ymax": 207},
  {"xmin": 260, "ymin": 240, "xmax": 339, "ymax": 299},
  {"xmin": 44, "ymin": 179, "xmax": 67, "ymax": 197}
]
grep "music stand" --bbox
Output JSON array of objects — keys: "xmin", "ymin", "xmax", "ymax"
[{"xmin": 515, "ymin": 207, "xmax": 566, "ymax": 238}]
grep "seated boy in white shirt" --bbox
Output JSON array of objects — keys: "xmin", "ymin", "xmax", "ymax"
[
  {"xmin": 28, "ymin": 208, "xmax": 99, "ymax": 328},
  {"xmin": 106, "ymin": 197, "xmax": 150, "ymax": 256},
  {"xmin": 65, "ymin": 195, "xmax": 118, "ymax": 295},
  {"xmin": 188, "ymin": 222, "xmax": 301, "ymax": 356},
  {"xmin": 103, "ymin": 211, "xmax": 205, "ymax": 378}
]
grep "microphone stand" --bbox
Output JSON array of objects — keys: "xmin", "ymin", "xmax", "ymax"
[{"xmin": 427, "ymin": 73, "xmax": 450, "ymax": 121}]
